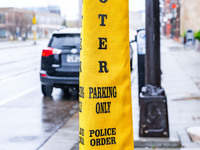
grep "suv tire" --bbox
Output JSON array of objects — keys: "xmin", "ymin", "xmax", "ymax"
[
  {"xmin": 63, "ymin": 88, "xmax": 70, "ymax": 97},
  {"xmin": 42, "ymin": 84, "xmax": 53, "ymax": 96}
]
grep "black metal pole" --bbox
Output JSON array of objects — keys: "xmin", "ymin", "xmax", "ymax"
[
  {"xmin": 139, "ymin": 0, "xmax": 169, "ymax": 137},
  {"xmin": 146, "ymin": 0, "xmax": 161, "ymax": 87},
  {"xmin": 137, "ymin": 29, "xmax": 146, "ymax": 103}
]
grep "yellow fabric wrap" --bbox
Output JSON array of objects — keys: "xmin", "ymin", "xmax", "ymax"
[{"xmin": 79, "ymin": 0, "xmax": 134, "ymax": 149}]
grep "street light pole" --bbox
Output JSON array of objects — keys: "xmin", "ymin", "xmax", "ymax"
[
  {"xmin": 146, "ymin": 0, "xmax": 161, "ymax": 87},
  {"xmin": 139, "ymin": 0, "xmax": 169, "ymax": 137}
]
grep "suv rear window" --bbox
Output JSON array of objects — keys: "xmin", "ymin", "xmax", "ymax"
[{"xmin": 49, "ymin": 34, "xmax": 80, "ymax": 49}]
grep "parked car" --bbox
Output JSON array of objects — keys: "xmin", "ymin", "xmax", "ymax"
[{"xmin": 40, "ymin": 28, "xmax": 80, "ymax": 96}]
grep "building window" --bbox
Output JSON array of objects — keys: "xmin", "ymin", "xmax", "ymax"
[
  {"xmin": 0, "ymin": 14, "xmax": 5, "ymax": 24},
  {"xmin": 0, "ymin": 28, "xmax": 6, "ymax": 38}
]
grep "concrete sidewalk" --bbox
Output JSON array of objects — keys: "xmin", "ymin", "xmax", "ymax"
[
  {"xmin": 0, "ymin": 39, "xmax": 48, "ymax": 49},
  {"xmin": 39, "ymin": 38, "xmax": 200, "ymax": 150}
]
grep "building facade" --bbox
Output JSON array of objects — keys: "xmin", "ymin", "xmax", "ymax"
[
  {"xmin": 162, "ymin": 0, "xmax": 180, "ymax": 41},
  {"xmin": 0, "ymin": 7, "xmax": 62, "ymax": 40},
  {"xmin": 25, "ymin": 6, "xmax": 61, "ymax": 15},
  {"xmin": 180, "ymin": 0, "xmax": 200, "ymax": 35},
  {"xmin": 162, "ymin": 0, "xmax": 200, "ymax": 41}
]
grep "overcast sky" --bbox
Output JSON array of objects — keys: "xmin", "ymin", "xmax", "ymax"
[{"xmin": 0, "ymin": 0, "xmax": 145, "ymax": 20}]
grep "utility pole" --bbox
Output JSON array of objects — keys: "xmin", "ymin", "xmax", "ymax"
[{"xmin": 139, "ymin": 0, "xmax": 169, "ymax": 137}]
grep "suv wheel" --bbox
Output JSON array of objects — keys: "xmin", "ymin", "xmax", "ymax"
[
  {"xmin": 63, "ymin": 88, "xmax": 70, "ymax": 97},
  {"xmin": 42, "ymin": 85, "xmax": 53, "ymax": 96}
]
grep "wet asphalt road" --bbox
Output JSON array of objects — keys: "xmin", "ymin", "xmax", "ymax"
[{"xmin": 0, "ymin": 40, "xmax": 79, "ymax": 150}]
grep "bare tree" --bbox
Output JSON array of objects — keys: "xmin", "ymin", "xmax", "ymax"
[
  {"xmin": 23, "ymin": 14, "xmax": 32, "ymax": 39},
  {"xmin": 19, "ymin": 13, "xmax": 32, "ymax": 39},
  {"xmin": 6, "ymin": 11, "xmax": 32, "ymax": 40},
  {"xmin": 6, "ymin": 12, "xmax": 17, "ymax": 40}
]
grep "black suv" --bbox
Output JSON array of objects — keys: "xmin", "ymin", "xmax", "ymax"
[{"xmin": 40, "ymin": 28, "xmax": 80, "ymax": 96}]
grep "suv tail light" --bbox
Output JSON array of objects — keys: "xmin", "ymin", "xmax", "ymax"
[
  {"xmin": 40, "ymin": 70, "xmax": 47, "ymax": 77},
  {"xmin": 42, "ymin": 47, "xmax": 62, "ymax": 57},
  {"xmin": 41, "ymin": 73, "xmax": 47, "ymax": 77}
]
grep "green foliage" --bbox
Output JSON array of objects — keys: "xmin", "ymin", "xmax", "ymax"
[
  {"xmin": 181, "ymin": 31, "xmax": 186, "ymax": 37},
  {"xmin": 194, "ymin": 30, "xmax": 200, "ymax": 41}
]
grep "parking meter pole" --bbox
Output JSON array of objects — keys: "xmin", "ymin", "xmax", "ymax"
[
  {"xmin": 137, "ymin": 54, "xmax": 145, "ymax": 102},
  {"xmin": 136, "ymin": 29, "xmax": 145, "ymax": 105},
  {"xmin": 139, "ymin": 0, "xmax": 169, "ymax": 137}
]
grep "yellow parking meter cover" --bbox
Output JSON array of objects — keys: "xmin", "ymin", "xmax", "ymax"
[{"xmin": 79, "ymin": 0, "xmax": 134, "ymax": 149}]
